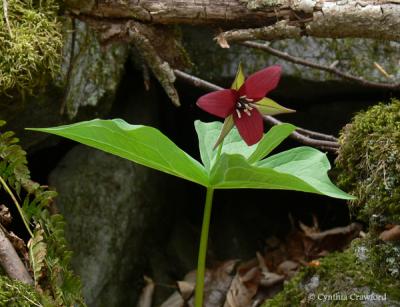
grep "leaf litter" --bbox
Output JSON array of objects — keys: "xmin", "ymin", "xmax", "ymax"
[{"xmin": 138, "ymin": 215, "xmax": 362, "ymax": 307}]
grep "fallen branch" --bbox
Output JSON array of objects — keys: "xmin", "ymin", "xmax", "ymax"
[
  {"xmin": 240, "ymin": 41, "xmax": 400, "ymax": 90},
  {"xmin": 174, "ymin": 69, "xmax": 339, "ymax": 152},
  {"xmin": 0, "ymin": 227, "xmax": 33, "ymax": 285}
]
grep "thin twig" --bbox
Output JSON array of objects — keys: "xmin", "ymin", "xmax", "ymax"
[
  {"xmin": 0, "ymin": 176, "xmax": 33, "ymax": 238},
  {"xmin": 295, "ymin": 127, "xmax": 338, "ymax": 142},
  {"xmin": 174, "ymin": 69, "xmax": 339, "ymax": 152},
  {"xmin": 241, "ymin": 41, "xmax": 400, "ymax": 90},
  {"xmin": 2, "ymin": 0, "xmax": 13, "ymax": 38},
  {"xmin": 263, "ymin": 115, "xmax": 339, "ymax": 152}
]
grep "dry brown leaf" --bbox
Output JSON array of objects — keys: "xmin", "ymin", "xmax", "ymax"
[
  {"xmin": 259, "ymin": 271, "xmax": 284, "ymax": 288},
  {"xmin": 379, "ymin": 225, "xmax": 400, "ymax": 242},
  {"xmin": 308, "ymin": 260, "xmax": 321, "ymax": 267},
  {"xmin": 177, "ymin": 281, "xmax": 194, "ymax": 301},
  {"xmin": 7, "ymin": 231, "xmax": 29, "ymax": 262},
  {"xmin": 276, "ymin": 260, "xmax": 298, "ymax": 278},
  {"xmin": 215, "ymin": 34, "xmax": 230, "ymax": 48},
  {"xmin": 224, "ymin": 266, "xmax": 260, "ymax": 307},
  {"xmin": 201, "ymin": 260, "xmax": 238, "ymax": 307},
  {"xmin": 160, "ymin": 292, "xmax": 185, "ymax": 307},
  {"xmin": 0, "ymin": 204, "xmax": 12, "ymax": 226},
  {"xmin": 136, "ymin": 276, "xmax": 155, "ymax": 307}
]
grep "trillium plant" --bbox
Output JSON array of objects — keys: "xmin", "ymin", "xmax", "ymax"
[{"xmin": 28, "ymin": 64, "xmax": 354, "ymax": 307}]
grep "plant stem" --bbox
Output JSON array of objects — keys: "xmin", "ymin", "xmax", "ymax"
[
  {"xmin": 0, "ymin": 176, "xmax": 33, "ymax": 238},
  {"xmin": 194, "ymin": 187, "xmax": 214, "ymax": 307}
]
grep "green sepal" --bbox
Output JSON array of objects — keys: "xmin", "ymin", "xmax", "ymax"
[
  {"xmin": 213, "ymin": 115, "xmax": 234, "ymax": 149},
  {"xmin": 255, "ymin": 98, "xmax": 296, "ymax": 116},
  {"xmin": 231, "ymin": 63, "xmax": 245, "ymax": 90}
]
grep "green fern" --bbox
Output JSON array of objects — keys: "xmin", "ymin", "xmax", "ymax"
[
  {"xmin": 0, "ymin": 121, "xmax": 85, "ymax": 306},
  {"xmin": 28, "ymin": 227, "xmax": 47, "ymax": 286}
]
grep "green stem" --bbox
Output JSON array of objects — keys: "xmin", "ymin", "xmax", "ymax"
[
  {"xmin": 0, "ymin": 175, "xmax": 33, "ymax": 237},
  {"xmin": 194, "ymin": 187, "xmax": 214, "ymax": 307},
  {"xmin": 194, "ymin": 140, "xmax": 223, "ymax": 306}
]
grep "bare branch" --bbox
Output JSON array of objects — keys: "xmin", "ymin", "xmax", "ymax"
[
  {"xmin": 295, "ymin": 127, "xmax": 338, "ymax": 142},
  {"xmin": 263, "ymin": 115, "xmax": 339, "ymax": 152},
  {"xmin": 174, "ymin": 69, "xmax": 222, "ymax": 92},
  {"xmin": 240, "ymin": 41, "xmax": 400, "ymax": 90},
  {"xmin": 215, "ymin": 21, "xmax": 301, "ymax": 46},
  {"xmin": 128, "ymin": 23, "xmax": 180, "ymax": 106},
  {"xmin": 174, "ymin": 69, "xmax": 339, "ymax": 152}
]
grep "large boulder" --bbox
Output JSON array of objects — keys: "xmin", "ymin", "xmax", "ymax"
[{"xmin": 49, "ymin": 145, "xmax": 166, "ymax": 307}]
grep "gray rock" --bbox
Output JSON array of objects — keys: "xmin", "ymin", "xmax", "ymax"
[{"xmin": 49, "ymin": 146, "xmax": 165, "ymax": 307}]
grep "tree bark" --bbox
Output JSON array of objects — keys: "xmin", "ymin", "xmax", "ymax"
[{"xmin": 68, "ymin": 0, "xmax": 400, "ymax": 41}]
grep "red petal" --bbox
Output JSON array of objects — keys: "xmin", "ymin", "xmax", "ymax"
[
  {"xmin": 233, "ymin": 108, "xmax": 264, "ymax": 146},
  {"xmin": 196, "ymin": 89, "xmax": 237, "ymax": 118},
  {"xmin": 239, "ymin": 65, "xmax": 282, "ymax": 101}
]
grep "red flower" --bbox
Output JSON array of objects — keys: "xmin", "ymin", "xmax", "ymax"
[{"xmin": 197, "ymin": 64, "xmax": 294, "ymax": 147}]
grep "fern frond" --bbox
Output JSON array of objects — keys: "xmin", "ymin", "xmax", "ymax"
[
  {"xmin": 0, "ymin": 121, "xmax": 85, "ymax": 306},
  {"xmin": 28, "ymin": 227, "xmax": 47, "ymax": 287}
]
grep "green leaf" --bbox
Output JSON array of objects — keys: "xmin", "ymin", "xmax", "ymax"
[
  {"xmin": 231, "ymin": 63, "xmax": 245, "ymax": 90},
  {"xmin": 255, "ymin": 98, "xmax": 296, "ymax": 116},
  {"xmin": 195, "ymin": 120, "xmax": 259, "ymax": 172},
  {"xmin": 210, "ymin": 147, "xmax": 355, "ymax": 200},
  {"xmin": 248, "ymin": 123, "xmax": 296, "ymax": 163},
  {"xmin": 28, "ymin": 119, "xmax": 209, "ymax": 186},
  {"xmin": 195, "ymin": 120, "xmax": 295, "ymax": 172}
]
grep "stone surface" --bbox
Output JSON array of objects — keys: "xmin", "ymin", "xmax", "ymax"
[{"xmin": 49, "ymin": 145, "xmax": 166, "ymax": 307}]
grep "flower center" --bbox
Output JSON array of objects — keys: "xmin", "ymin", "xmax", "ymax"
[{"xmin": 235, "ymin": 96, "xmax": 254, "ymax": 118}]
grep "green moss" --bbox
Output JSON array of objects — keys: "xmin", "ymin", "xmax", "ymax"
[
  {"xmin": 263, "ymin": 240, "xmax": 400, "ymax": 306},
  {"xmin": 0, "ymin": 275, "xmax": 54, "ymax": 307},
  {"xmin": 0, "ymin": 0, "xmax": 62, "ymax": 95},
  {"xmin": 335, "ymin": 99, "xmax": 400, "ymax": 225}
]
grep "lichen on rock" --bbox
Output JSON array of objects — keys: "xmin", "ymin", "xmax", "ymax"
[{"xmin": 0, "ymin": 0, "xmax": 62, "ymax": 95}]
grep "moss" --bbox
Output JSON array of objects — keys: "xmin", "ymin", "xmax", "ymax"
[
  {"xmin": 335, "ymin": 99, "xmax": 400, "ymax": 225},
  {"xmin": 0, "ymin": 275, "xmax": 54, "ymax": 307},
  {"xmin": 263, "ymin": 240, "xmax": 400, "ymax": 306},
  {"xmin": 0, "ymin": 0, "xmax": 62, "ymax": 96}
]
